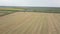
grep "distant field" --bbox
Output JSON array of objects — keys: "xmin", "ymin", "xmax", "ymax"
[
  {"xmin": 0, "ymin": 8, "xmax": 25, "ymax": 16},
  {"xmin": 0, "ymin": 7, "xmax": 60, "ymax": 16},
  {"xmin": 0, "ymin": 8, "xmax": 24, "ymax": 11}
]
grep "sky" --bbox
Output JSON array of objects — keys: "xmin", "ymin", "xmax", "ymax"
[{"xmin": 0, "ymin": 0, "xmax": 60, "ymax": 7}]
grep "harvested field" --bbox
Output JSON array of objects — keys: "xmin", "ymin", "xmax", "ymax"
[{"xmin": 0, "ymin": 12, "xmax": 60, "ymax": 34}]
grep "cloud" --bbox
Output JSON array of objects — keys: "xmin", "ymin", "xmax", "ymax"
[
  {"xmin": 48, "ymin": 0, "xmax": 60, "ymax": 7},
  {"xmin": 0, "ymin": 0, "xmax": 60, "ymax": 7}
]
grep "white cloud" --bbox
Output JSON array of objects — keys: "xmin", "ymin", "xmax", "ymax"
[
  {"xmin": 48, "ymin": 0, "xmax": 60, "ymax": 7},
  {"xmin": 0, "ymin": 0, "xmax": 60, "ymax": 7}
]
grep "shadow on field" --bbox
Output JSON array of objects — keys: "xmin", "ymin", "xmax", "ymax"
[{"xmin": 0, "ymin": 11, "xmax": 17, "ymax": 17}]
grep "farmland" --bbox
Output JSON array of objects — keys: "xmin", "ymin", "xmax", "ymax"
[
  {"xmin": 0, "ymin": 8, "xmax": 24, "ymax": 16},
  {"xmin": 0, "ymin": 12, "xmax": 60, "ymax": 34},
  {"xmin": 0, "ymin": 7, "xmax": 60, "ymax": 16},
  {"xmin": 0, "ymin": 7, "xmax": 60, "ymax": 34},
  {"xmin": 0, "ymin": 7, "xmax": 24, "ymax": 11}
]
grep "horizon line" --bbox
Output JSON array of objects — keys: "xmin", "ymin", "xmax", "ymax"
[{"xmin": 0, "ymin": 6, "xmax": 60, "ymax": 8}]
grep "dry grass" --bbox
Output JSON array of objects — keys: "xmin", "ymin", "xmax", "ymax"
[{"xmin": 0, "ymin": 12, "xmax": 60, "ymax": 34}]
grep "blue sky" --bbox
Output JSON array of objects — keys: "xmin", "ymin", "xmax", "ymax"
[{"xmin": 0, "ymin": 0, "xmax": 60, "ymax": 7}]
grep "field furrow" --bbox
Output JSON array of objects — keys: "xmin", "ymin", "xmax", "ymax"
[{"xmin": 0, "ymin": 12, "xmax": 60, "ymax": 34}]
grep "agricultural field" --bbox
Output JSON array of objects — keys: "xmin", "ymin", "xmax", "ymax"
[
  {"xmin": 0, "ymin": 8, "xmax": 25, "ymax": 16},
  {"xmin": 0, "ymin": 8, "xmax": 24, "ymax": 11},
  {"xmin": 0, "ymin": 12, "xmax": 60, "ymax": 34}
]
